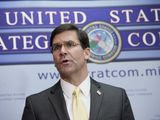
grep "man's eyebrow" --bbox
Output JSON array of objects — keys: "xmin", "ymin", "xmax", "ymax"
[{"xmin": 53, "ymin": 40, "xmax": 75, "ymax": 44}]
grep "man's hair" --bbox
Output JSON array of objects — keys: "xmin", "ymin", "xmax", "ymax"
[{"xmin": 50, "ymin": 24, "xmax": 90, "ymax": 51}]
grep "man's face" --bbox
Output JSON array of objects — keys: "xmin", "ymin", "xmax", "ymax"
[{"xmin": 52, "ymin": 30, "xmax": 90, "ymax": 77}]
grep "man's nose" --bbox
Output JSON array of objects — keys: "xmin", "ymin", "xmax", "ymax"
[{"xmin": 60, "ymin": 45, "xmax": 68, "ymax": 55}]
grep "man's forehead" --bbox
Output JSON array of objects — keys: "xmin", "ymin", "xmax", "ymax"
[{"xmin": 53, "ymin": 31, "xmax": 79, "ymax": 43}]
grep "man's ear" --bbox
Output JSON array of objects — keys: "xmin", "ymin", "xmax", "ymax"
[{"xmin": 84, "ymin": 48, "xmax": 91, "ymax": 60}]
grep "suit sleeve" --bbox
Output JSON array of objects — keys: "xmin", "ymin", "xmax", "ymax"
[
  {"xmin": 122, "ymin": 90, "xmax": 135, "ymax": 120},
  {"xmin": 22, "ymin": 97, "xmax": 36, "ymax": 120}
]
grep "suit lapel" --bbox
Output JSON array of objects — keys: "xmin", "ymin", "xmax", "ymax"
[
  {"xmin": 90, "ymin": 79, "xmax": 103, "ymax": 120},
  {"xmin": 48, "ymin": 81, "xmax": 70, "ymax": 120}
]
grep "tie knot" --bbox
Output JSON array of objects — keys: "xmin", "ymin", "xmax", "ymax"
[{"xmin": 73, "ymin": 87, "xmax": 80, "ymax": 96}]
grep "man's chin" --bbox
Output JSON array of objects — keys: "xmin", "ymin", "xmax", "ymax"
[
  {"xmin": 59, "ymin": 71, "xmax": 73, "ymax": 78},
  {"xmin": 59, "ymin": 68, "xmax": 74, "ymax": 75}
]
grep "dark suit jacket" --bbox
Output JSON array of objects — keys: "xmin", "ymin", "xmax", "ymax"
[{"xmin": 22, "ymin": 78, "xmax": 135, "ymax": 120}]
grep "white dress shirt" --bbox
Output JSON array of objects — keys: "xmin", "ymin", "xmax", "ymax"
[{"xmin": 60, "ymin": 76, "xmax": 91, "ymax": 120}]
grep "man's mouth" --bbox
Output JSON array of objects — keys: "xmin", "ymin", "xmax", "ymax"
[{"xmin": 61, "ymin": 59, "xmax": 70, "ymax": 64}]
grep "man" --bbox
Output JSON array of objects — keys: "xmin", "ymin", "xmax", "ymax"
[{"xmin": 22, "ymin": 24, "xmax": 135, "ymax": 120}]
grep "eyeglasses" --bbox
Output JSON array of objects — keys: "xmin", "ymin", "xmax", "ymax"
[{"xmin": 51, "ymin": 40, "xmax": 80, "ymax": 52}]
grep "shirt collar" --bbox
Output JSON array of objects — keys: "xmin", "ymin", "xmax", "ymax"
[{"xmin": 60, "ymin": 75, "xmax": 90, "ymax": 98}]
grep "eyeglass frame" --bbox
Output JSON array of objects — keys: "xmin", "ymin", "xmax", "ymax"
[{"xmin": 51, "ymin": 40, "xmax": 81, "ymax": 53}]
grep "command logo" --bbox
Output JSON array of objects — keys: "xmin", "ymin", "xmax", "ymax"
[{"xmin": 82, "ymin": 21, "xmax": 122, "ymax": 63}]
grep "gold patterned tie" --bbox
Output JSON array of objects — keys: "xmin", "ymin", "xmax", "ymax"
[{"xmin": 72, "ymin": 87, "xmax": 88, "ymax": 120}]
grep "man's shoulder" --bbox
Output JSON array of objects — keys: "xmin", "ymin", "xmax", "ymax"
[
  {"xmin": 91, "ymin": 78, "xmax": 125, "ymax": 93},
  {"xmin": 26, "ymin": 81, "xmax": 60, "ymax": 100},
  {"xmin": 92, "ymin": 79, "xmax": 127, "ymax": 100},
  {"xmin": 26, "ymin": 87, "xmax": 51, "ymax": 101},
  {"xmin": 100, "ymin": 82, "xmax": 124, "ymax": 91}
]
